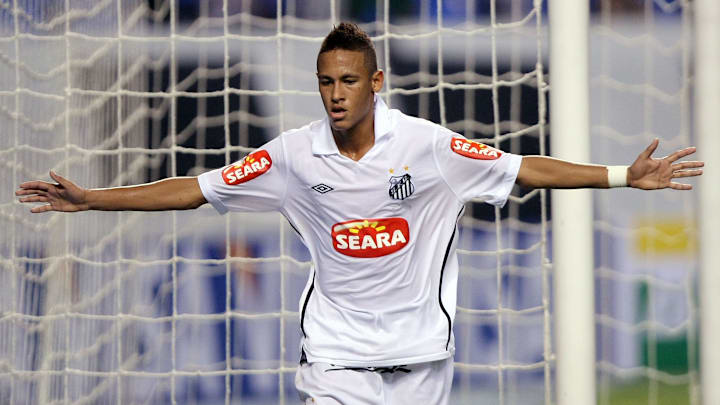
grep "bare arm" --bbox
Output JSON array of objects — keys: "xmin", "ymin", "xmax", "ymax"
[
  {"xmin": 516, "ymin": 139, "xmax": 703, "ymax": 190},
  {"xmin": 516, "ymin": 156, "xmax": 608, "ymax": 189},
  {"xmin": 16, "ymin": 171, "xmax": 207, "ymax": 213}
]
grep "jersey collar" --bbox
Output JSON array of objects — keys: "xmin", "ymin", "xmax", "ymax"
[{"xmin": 312, "ymin": 94, "xmax": 393, "ymax": 156}]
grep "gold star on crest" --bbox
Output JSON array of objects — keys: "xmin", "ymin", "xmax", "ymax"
[
  {"xmin": 403, "ymin": 165, "xmax": 409, "ymax": 171},
  {"xmin": 389, "ymin": 168, "xmax": 395, "ymax": 174}
]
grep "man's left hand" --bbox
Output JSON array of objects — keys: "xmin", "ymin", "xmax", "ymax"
[{"xmin": 628, "ymin": 138, "xmax": 704, "ymax": 190}]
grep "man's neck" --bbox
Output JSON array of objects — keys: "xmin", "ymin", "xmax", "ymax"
[{"xmin": 332, "ymin": 114, "xmax": 375, "ymax": 162}]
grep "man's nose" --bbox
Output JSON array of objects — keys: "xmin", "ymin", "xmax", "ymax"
[{"xmin": 331, "ymin": 84, "xmax": 343, "ymax": 102}]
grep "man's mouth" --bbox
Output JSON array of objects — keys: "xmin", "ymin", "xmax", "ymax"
[{"xmin": 330, "ymin": 106, "xmax": 347, "ymax": 120}]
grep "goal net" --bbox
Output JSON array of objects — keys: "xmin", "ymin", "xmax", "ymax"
[
  {"xmin": 0, "ymin": 0, "xmax": 698, "ymax": 404},
  {"xmin": 592, "ymin": 1, "xmax": 699, "ymax": 404}
]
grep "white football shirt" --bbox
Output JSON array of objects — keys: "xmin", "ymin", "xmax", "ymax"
[{"xmin": 198, "ymin": 96, "xmax": 522, "ymax": 367}]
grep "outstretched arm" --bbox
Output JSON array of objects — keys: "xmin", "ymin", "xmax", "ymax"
[
  {"xmin": 16, "ymin": 171, "xmax": 207, "ymax": 213},
  {"xmin": 516, "ymin": 139, "xmax": 704, "ymax": 190}
]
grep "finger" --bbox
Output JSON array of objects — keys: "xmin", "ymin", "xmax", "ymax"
[
  {"xmin": 18, "ymin": 181, "xmax": 51, "ymax": 191},
  {"xmin": 668, "ymin": 182, "xmax": 692, "ymax": 191},
  {"xmin": 15, "ymin": 189, "xmax": 47, "ymax": 196},
  {"xmin": 667, "ymin": 146, "xmax": 696, "ymax": 163},
  {"xmin": 49, "ymin": 171, "xmax": 70, "ymax": 188},
  {"xmin": 671, "ymin": 161, "xmax": 704, "ymax": 171},
  {"xmin": 19, "ymin": 196, "xmax": 49, "ymax": 203},
  {"xmin": 30, "ymin": 204, "xmax": 55, "ymax": 213},
  {"xmin": 641, "ymin": 138, "xmax": 659, "ymax": 158},
  {"xmin": 672, "ymin": 169, "xmax": 703, "ymax": 178}
]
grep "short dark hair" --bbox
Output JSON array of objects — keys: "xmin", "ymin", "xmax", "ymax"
[{"xmin": 317, "ymin": 22, "xmax": 377, "ymax": 75}]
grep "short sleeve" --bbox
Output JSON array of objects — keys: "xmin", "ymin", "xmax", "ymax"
[
  {"xmin": 434, "ymin": 128, "xmax": 522, "ymax": 207},
  {"xmin": 197, "ymin": 136, "xmax": 288, "ymax": 214}
]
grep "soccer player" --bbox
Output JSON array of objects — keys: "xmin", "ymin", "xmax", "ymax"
[{"xmin": 16, "ymin": 23, "xmax": 703, "ymax": 405}]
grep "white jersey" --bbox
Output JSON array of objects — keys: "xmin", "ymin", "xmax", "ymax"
[{"xmin": 198, "ymin": 96, "xmax": 522, "ymax": 367}]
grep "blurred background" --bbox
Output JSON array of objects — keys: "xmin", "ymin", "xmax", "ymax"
[{"xmin": 0, "ymin": 1, "xmax": 699, "ymax": 404}]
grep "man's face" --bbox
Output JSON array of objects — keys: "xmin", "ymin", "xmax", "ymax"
[{"xmin": 316, "ymin": 49, "xmax": 383, "ymax": 133}]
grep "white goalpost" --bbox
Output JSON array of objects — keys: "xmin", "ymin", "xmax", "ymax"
[
  {"xmin": 0, "ymin": 1, "xmax": 712, "ymax": 404},
  {"xmin": 696, "ymin": 0, "xmax": 720, "ymax": 404},
  {"xmin": 548, "ymin": 1, "xmax": 595, "ymax": 404}
]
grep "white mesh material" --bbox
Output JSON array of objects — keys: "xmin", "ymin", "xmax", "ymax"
[{"xmin": 592, "ymin": 1, "xmax": 699, "ymax": 404}]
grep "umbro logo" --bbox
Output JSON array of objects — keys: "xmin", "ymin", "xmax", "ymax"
[{"xmin": 311, "ymin": 184, "xmax": 334, "ymax": 194}]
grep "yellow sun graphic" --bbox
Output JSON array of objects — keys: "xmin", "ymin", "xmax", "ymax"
[
  {"xmin": 348, "ymin": 220, "xmax": 386, "ymax": 234},
  {"xmin": 235, "ymin": 156, "xmax": 254, "ymax": 168}
]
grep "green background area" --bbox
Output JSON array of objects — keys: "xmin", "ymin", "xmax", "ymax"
[
  {"xmin": 602, "ymin": 282, "xmax": 698, "ymax": 405},
  {"xmin": 603, "ymin": 379, "xmax": 692, "ymax": 405}
]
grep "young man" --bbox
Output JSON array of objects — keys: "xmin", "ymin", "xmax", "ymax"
[{"xmin": 16, "ymin": 23, "xmax": 703, "ymax": 404}]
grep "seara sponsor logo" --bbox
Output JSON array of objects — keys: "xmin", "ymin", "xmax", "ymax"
[
  {"xmin": 450, "ymin": 137, "xmax": 501, "ymax": 160},
  {"xmin": 221, "ymin": 150, "xmax": 272, "ymax": 185},
  {"xmin": 331, "ymin": 218, "xmax": 410, "ymax": 258}
]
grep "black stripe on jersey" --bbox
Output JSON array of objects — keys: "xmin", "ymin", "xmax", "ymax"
[
  {"xmin": 439, "ymin": 207, "xmax": 465, "ymax": 350},
  {"xmin": 300, "ymin": 272, "xmax": 315, "ymax": 338},
  {"xmin": 285, "ymin": 217, "xmax": 305, "ymax": 243}
]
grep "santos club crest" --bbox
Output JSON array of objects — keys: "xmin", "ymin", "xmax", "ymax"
[{"xmin": 388, "ymin": 173, "xmax": 414, "ymax": 200}]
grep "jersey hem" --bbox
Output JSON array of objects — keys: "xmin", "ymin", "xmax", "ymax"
[
  {"xmin": 488, "ymin": 153, "xmax": 522, "ymax": 208},
  {"xmin": 302, "ymin": 348, "xmax": 455, "ymax": 368},
  {"xmin": 197, "ymin": 173, "xmax": 228, "ymax": 214}
]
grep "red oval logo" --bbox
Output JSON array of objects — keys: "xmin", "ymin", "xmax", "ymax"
[
  {"xmin": 331, "ymin": 218, "xmax": 410, "ymax": 258},
  {"xmin": 450, "ymin": 137, "xmax": 501, "ymax": 160},
  {"xmin": 221, "ymin": 150, "xmax": 272, "ymax": 185}
]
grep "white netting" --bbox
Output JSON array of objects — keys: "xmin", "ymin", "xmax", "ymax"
[
  {"xmin": 1, "ymin": 0, "xmax": 551, "ymax": 404},
  {"xmin": 592, "ymin": 1, "xmax": 699, "ymax": 404}
]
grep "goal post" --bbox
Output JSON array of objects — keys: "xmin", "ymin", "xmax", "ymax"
[
  {"xmin": 548, "ymin": 1, "xmax": 595, "ymax": 404},
  {"xmin": 695, "ymin": 0, "xmax": 720, "ymax": 403}
]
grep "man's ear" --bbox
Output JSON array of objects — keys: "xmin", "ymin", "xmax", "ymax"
[{"xmin": 371, "ymin": 69, "xmax": 384, "ymax": 93}]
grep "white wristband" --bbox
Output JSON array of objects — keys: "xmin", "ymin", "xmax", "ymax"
[{"xmin": 607, "ymin": 165, "xmax": 629, "ymax": 188}]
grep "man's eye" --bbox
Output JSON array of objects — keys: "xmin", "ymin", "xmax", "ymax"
[{"xmin": 345, "ymin": 80, "xmax": 356, "ymax": 84}]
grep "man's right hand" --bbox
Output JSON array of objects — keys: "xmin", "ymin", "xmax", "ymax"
[
  {"xmin": 16, "ymin": 172, "xmax": 206, "ymax": 213},
  {"xmin": 16, "ymin": 171, "xmax": 89, "ymax": 213}
]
